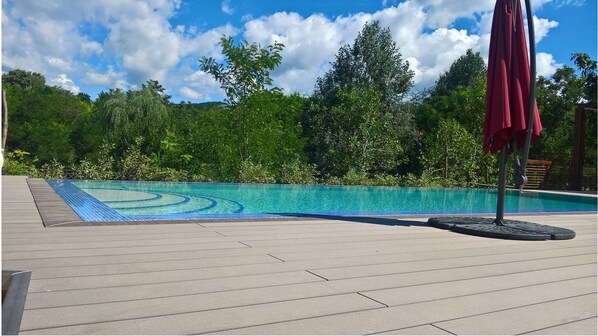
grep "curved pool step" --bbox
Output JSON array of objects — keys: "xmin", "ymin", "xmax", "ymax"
[{"xmin": 81, "ymin": 188, "xmax": 243, "ymax": 215}]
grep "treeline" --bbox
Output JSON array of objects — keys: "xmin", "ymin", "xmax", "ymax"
[{"xmin": 2, "ymin": 21, "xmax": 596, "ymax": 187}]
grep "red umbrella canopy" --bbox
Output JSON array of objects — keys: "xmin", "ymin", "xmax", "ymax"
[{"xmin": 483, "ymin": 0, "xmax": 542, "ymax": 154}]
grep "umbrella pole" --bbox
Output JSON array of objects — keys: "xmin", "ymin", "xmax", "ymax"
[
  {"xmin": 495, "ymin": 146, "xmax": 508, "ymax": 226},
  {"xmin": 520, "ymin": 0, "xmax": 537, "ymax": 176}
]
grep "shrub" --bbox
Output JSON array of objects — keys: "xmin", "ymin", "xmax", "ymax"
[
  {"xmin": 38, "ymin": 159, "xmax": 65, "ymax": 179},
  {"xmin": 73, "ymin": 143, "xmax": 116, "ymax": 180},
  {"xmin": 150, "ymin": 167, "xmax": 189, "ymax": 182},
  {"xmin": 238, "ymin": 160, "xmax": 276, "ymax": 184},
  {"xmin": 370, "ymin": 173, "xmax": 401, "ymax": 186},
  {"xmin": 2, "ymin": 150, "xmax": 38, "ymax": 176},
  {"xmin": 278, "ymin": 160, "xmax": 317, "ymax": 184},
  {"xmin": 118, "ymin": 137, "xmax": 153, "ymax": 180}
]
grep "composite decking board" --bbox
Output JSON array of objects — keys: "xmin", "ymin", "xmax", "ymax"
[
  {"xmin": 20, "ymin": 262, "xmax": 596, "ymax": 327},
  {"xmin": 21, "ymin": 282, "xmax": 345, "ymax": 329},
  {"xmin": 5, "ymin": 235, "xmax": 595, "ymax": 272},
  {"xmin": 210, "ymin": 277, "xmax": 597, "ymax": 335},
  {"xmin": 318, "ymin": 256, "xmax": 597, "ymax": 294},
  {"xmin": 374, "ymin": 324, "xmax": 454, "ymax": 335},
  {"xmin": 20, "ymin": 293, "xmax": 384, "ymax": 335},
  {"xmin": 7, "ymin": 254, "xmax": 283, "ymax": 279},
  {"xmin": 308, "ymin": 246, "xmax": 596, "ymax": 280},
  {"xmin": 2, "ymin": 233, "xmax": 523, "ymax": 260},
  {"xmin": 1, "ymin": 228, "xmax": 466, "ymax": 251},
  {"xmin": 361, "ymin": 263, "xmax": 596, "ymax": 307},
  {"xmin": 24, "ymin": 270, "xmax": 325, "ymax": 309},
  {"xmin": 434, "ymin": 294, "xmax": 597, "ymax": 335},
  {"xmin": 24, "ymin": 247, "xmax": 597, "ymax": 293},
  {"xmin": 269, "ymin": 236, "xmax": 596, "ymax": 262},
  {"xmin": 18, "ymin": 241, "xmax": 597, "ymax": 281},
  {"xmin": 527, "ymin": 317, "xmax": 598, "ymax": 335},
  {"xmin": 1, "ymin": 222, "xmax": 397, "ymax": 238},
  {"xmin": 2, "ymin": 240, "xmax": 250, "ymax": 260}
]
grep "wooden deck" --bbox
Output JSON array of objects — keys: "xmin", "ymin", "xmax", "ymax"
[{"xmin": 2, "ymin": 175, "xmax": 597, "ymax": 335}]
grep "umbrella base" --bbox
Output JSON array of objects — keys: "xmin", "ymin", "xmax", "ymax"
[{"xmin": 428, "ymin": 217, "xmax": 575, "ymax": 241}]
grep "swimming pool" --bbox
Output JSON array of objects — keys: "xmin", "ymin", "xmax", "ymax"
[{"xmin": 47, "ymin": 179, "xmax": 597, "ymax": 222}]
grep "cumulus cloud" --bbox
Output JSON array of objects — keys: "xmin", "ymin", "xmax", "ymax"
[
  {"xmin": 83, "ymin": 67, "xmax": 128, "ymax": 88},
  {"xmin": 2, "ymin": 0, "xmax": 567, "ymax": 102},
  {"xmin": 221, "ymin": 0, "xmax": 234, "ymax": 15},
  {"xmin": 179, "ymin": 86, "xmax": 206, "ymax": 100},
  {"xmin": 51, "ymin": 74, "xmax": 80, "ymax": 94},
  {"xmin": 536, "ymin": 52, "xmax": 562, "ymax": 77}
]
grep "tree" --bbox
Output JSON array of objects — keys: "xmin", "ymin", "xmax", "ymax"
[
  {"xmin": 532, "ymin": 54, "xmax": 597, "ymax": 167},
  {"xmin": 2, "ymin": 70, "xmax": 46, "ymax": 90},
  {"xmin": 314, "ymin": 20, "xmax": 413, "ymax": 106},
  {"xmin": 430, "ymin": 49, "xmax": 487, "ymax": 97},
  {"xmin": 421, "ymin": 119, "xmax": 494, "ymax": 186},
  {"xmin": 305, "ymin": 86, "xmax": 410, "ymax": 177},
  {"xmin": 2, "ymin": 80, "xmax": 89, "ymax": 166},
  {"xmin": 571, "ymin": 52, "xmax": 597, "ymax": 103},
  {"xmin": 98, "ymin": 80, "xmax": 169, "ymax": 155},
  {"xmin": 304, "ymin": 21, "xmax": 416, "ymax": 177},
  {"xmin": 199, "ymin": 36, "xmax": 284, "ymax": 105}
]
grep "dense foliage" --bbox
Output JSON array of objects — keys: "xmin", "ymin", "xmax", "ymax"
[{"xmin": 2, "ymin": 21, "xmax": 595, "ymax": 189}]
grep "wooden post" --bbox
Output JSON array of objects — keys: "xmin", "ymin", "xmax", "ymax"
[
  {"xmin": 1, "ymin": 90, "xmax": 7, "ymax": 160},
  {"xmin": 569, "ymin": 103, "xmax": 597, "ymax": 191}
]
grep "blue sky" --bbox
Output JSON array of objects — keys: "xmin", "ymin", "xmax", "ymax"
[{"xmin": 2, "ymin": 0, "xmax": 596, "ymax": 103}]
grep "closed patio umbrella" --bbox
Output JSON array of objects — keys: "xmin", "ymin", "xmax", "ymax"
[
  {"xmin": 428, "ymin": 0, "xmax": 575, "ymax": 240},
  {"xmin": 483, "ymin": 0, "xmax": 542, "ymax": 156}
]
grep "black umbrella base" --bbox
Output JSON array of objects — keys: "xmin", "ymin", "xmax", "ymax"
[{"xmin": 428, "ymin": 217, "xmax": 575, "ymax": 241}]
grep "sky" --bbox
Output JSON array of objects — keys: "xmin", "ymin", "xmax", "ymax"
[{"xmin": 1, "ymin": 0, "xmax": 596, "ymax": 103}]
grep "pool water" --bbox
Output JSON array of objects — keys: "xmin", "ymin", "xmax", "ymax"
[{"xmin": 47, "ymin": 179, "xmax": 598, "ymax": 222}]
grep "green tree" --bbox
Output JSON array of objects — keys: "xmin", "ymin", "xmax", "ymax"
[
  {"xmin": 199, "ymin": 36, "xmax": 284, "ymax": 105},
  {"xmin": 416, "ymin": 50, "xmax": 487, "ymax": 135},
  {"xmin": 2, "ymin": 76, "xmax": 89, "ymax": 166},
  {"xmin": 2, "ymin": 69, "xmax": 46, "ymax": 90},
  {"xmin": 306, "ymin": 86, "xmax": 409, "ymax": 177},
  {"xmin": 314, "ymin": 20, "xmax": 413, "ymax": 106},
  {"xmin": 98, "ymin": 80, "xmax": 169, "ymax": 155},
  {"xmin": 304, "ymin": 21, "xmax": 416, "ymax": 178},
  {"xmin": 532, "ymin": 54, "xmax": 597, "ymax": 168},
  {"xmin": 430, "ymin": 49, "xmax": 487, "ymax": 97},
  {"xmin": 571, "ymin": 52, "xmax": 597, "ymax": 103},
  {"xmin": 421, "ymin": 119, "xmax": 493, "ymax": 186}
]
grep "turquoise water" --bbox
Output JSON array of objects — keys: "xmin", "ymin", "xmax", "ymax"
[{"xmin": 47, "ymin": 179, "xmax": 598, "ymax": 222}]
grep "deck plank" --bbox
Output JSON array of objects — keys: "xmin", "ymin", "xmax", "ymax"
[
  {"xmin": 211, "ymin": 277, "xmax": 597, "ymax": 335},
  {"xmin": 435, "ymin": 294, "xmax": 597, "ymax": 335}
]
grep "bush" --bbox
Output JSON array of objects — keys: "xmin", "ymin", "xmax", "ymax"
[
  {"xmin": 238, "ymin": 160, "xmax": 276, "ymax": 183},
  {"xmin": 2, "ymin": 150, "xmax": 38, "ymax": 176},
  {"xmin": 150, "ymin": 167, "xmax": 189, "ymax": 182},
  {"xmin": 400, "ymin": 171, "xmax": 465, "ymax": 188},
  {"xmin": 278, "ymin": 160, "xmax": 317, "ymax": 184},
  {"xmin": 370, "ymin": 173, "xmax": 401, "ymax": 186},
  {"xmin": 117, "ymin": 137, "xmax": 153, "ymax": 180},
  {"xmin": 38, "ymin": 159, "xmax": 65, "ymax": 179}
]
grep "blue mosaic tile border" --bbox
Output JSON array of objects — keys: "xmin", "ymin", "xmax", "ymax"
[{"xmin": 47, "ymin": 179, "xmax": 128, "ymax": 221}]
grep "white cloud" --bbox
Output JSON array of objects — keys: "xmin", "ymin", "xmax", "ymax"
[
  {"xmin": 532, "ymin": 16, "xmax": 558, "ymax": 43},
  {"xmin": 179, "ymin": 86, "xmax": 207, "ymax": 100},
  {"xmin": 44, "ymin": 56, "xmax": 73, "ymax": 72},
  {"xmin": 51, "ymin": 74, "xmax": 80, "ymax": 94},
  {"xmin": 221, "ymin": 0, "xmax": 234, "ymax": 15},
  {"xmin": 536, "ymin": 52, "xmax": 562, "ymax": 77},
  {"xmin": 83, "ymin": 67, "xmax": 128, "ymax": 88},
  {"xmin": 2, "ymin": 0, "xmax": 568, "ymax": 102}
]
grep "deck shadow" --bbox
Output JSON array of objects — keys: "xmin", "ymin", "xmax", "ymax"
[{"xmin": 272, "ymin": 213, "xmax": 430, "ymax": 227}]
